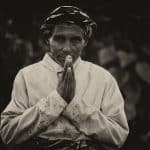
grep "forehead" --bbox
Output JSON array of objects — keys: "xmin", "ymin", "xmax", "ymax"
[{"xmin": 52, "ymin": 24, "xmax": 84, "ymax": 37}]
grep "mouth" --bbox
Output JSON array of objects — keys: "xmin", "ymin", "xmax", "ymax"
[
  {"xmin": 55, "ymin": 54, "xmax": 76, "ymax": 66},
  {"xmin": 55, "ymin": 55, "xmax": 67, "ymax": 66},
  {"xmin": 58, "ymin": 54, "xmax": 74, "ymax": 60}
]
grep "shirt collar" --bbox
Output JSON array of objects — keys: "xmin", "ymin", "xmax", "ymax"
[{"xmin": 42, "ymin": 53, "xmax": 82, "ymax": 72}]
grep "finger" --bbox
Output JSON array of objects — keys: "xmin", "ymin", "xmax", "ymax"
[
  {"xmin": 62, "ymin": 66, "xmax": 68, "ymax": 80},
  {"xmin": 63, "ymin": 66, "xmax": 70, "ymax": 80},
  {"xmin": 64, "ymin": 55, "xmax": 72, "ymax": 68},
  {"xmin": 64, "ymin": 55, "xmax": 74, "ymax": 79},
  {"xmin": 70, "ymin": 71, "xmax": 76, "ymax": 93},
  {"xmin": 67, "ymin": 69, "xmax": 74, "ymax": 101},
  {"xmin": 64, "ymin": 67, "xmax": 72, "ymax": 100},
  {"xmin": 66, "ymin": 67, "xmax": 75, "ymax": 95},
  {"xmin": 64, "ymin": 57, "xmax": 74, "ymax": 81},
  {"xmin": 66, "ymin": 55, "xmax": 72, "ymax": 63},
  {"xmin": 65, "ymin": 66, "xmax": 75, "ymax": 90},
  {"xmin": 62, "ymin": 73, "xmax": 69, "ymax": 100},
  {"xmin": 63, "ymin": 67, "xmax": 72, "ymax": 94},
  {"xmin": 70, "ymin": 62, "xmax": 75, "ymax": 79},
  {"xmin": 67, "ymin": 75, "xmax": 75, "ymax": 102},
  {"xmin": 63, "ymin": 56, "xmax": 72, "ymax": 79}
]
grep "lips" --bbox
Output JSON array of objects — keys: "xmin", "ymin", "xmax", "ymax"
[
  {"xmin": 58, "ymin": 54, "xmax": 73, "ymax": 60},
  {"xmin": 55, "ymin": 53, "xmax": 76, "ymax": 66}
]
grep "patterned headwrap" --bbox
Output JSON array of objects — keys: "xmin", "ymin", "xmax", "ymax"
[{"xmin": 40, "ymin": 6, "xmax": 97, "ymax": 40}]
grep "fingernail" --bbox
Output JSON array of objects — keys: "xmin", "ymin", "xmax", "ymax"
[
  {"xmin": 67, "ymin": 67, "xmax": 71, "ymax": 72},
  {"xmin": 66, "ymin": 55, "xmax": 72, "ymax": 62}
]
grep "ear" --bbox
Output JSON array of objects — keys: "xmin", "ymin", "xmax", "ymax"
[
  {"xmin": 45, "ymin": 39, "xmax": 49, "ymax": 45},
  {"xmin": 83, "ymin": 40, "xmax": 88, "ymax": 47}
]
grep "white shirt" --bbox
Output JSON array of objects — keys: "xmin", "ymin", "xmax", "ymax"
[{"xmin": 0, "ymin": 53, "xmax": 129, "ymax": 148}]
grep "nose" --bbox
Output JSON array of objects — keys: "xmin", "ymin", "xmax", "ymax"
[{"xmin": 63, "ymin": 41, "xmax": 71, "ymax": 52}]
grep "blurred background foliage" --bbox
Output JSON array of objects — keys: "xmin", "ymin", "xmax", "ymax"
[{"xmin": 0, "ymin": 0, "xmax": 150, "ymax": 149}]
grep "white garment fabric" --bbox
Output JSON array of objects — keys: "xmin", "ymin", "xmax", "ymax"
[{"xmin": 0, "ymin": 53, "xmax": 129, "ymax": 148}]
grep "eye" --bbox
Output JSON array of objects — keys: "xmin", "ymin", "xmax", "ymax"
[
  {"xmin": 53, "ymin": 35, "xmax": 65, "ymax": 43},
  {"xmin": 71, "ymin": 37, "xmax": 82, "ymax": 44}
]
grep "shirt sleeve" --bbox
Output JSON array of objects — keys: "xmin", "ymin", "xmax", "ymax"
[
  {"xmin": 0, "ymin": 70, "xmax": 67, "ymax": 144},
  {"xmin": 63, "ymin": 75, "xmax": 129, "ymax": 149}
]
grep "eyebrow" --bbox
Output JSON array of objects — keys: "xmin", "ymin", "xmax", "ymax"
[
  {"xmin": 53, "ymin": 35, "xmax": 65, "ymax": 39},
  {"xmin": 71, "ymin": 36, "xmax": 82, "ymax": 40},
  {"xmin": 53, "ymin": 35, "xmax": 82, "ymax": 39}
]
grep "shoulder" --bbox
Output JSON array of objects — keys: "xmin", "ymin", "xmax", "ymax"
[
  {"xmin": 15, "ymin": 61, "xmax": 44, "ymax": 81},
  {"xmin": 21, "ymin": 61, "xmax": 43, "ymax": 74},
  {"xmin": 20, "ymin": 60, "xmax": 46, "ymax": 77},
  {"xmin": 82, "ymin": 60, "xmax": 115, "ymax": 84}
]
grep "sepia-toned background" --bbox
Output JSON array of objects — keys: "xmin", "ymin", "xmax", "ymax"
[{"xmin": 0, "ymin": 0, "xmax": 150, "ymax": 149}]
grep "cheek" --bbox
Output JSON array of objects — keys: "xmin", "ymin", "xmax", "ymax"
[
  {"xmin": 50, "ymin": 42, "xmax": 63, "ymax": 53},
  {"xmin": 74, "ymin": 45, "xmax": 84, "ymax": 53},
  {"xmin": 72, "ymin": 45, "xmax": 84, "ymax": 55}
]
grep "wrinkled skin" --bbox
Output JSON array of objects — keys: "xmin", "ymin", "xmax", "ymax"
[
  {"xmin": 47, "ymin": 23, "xmax": 87, "ymax": 66},
  {"xmin": 47, "ymin": 24, "xmax": 87, "ymax": 102},
  {"xmin": 57, "ymin": 55, "xmax": 76, "ymax": 103}
]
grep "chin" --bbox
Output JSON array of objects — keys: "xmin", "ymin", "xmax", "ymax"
[
  {"xmin": 57, "ymin": 55, "xmax": 77, "ymax": 66},
  {"xmin": 58, "ymin": 60, "xmax": 65, "ymax": 66}
]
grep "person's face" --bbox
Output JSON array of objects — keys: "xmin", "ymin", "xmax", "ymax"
[{"xmin": 47, "ymin": 23, "xmax": 87, "ymax": 66}]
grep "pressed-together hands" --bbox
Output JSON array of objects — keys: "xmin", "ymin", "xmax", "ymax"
[{"xmin": 57, "ymin": 55, "xmax": 76, "ymax": 103}]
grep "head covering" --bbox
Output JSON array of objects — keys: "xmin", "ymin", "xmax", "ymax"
[{"xmin": 40, "ymin": 6, "xmax": 97, "ymax": 40}]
